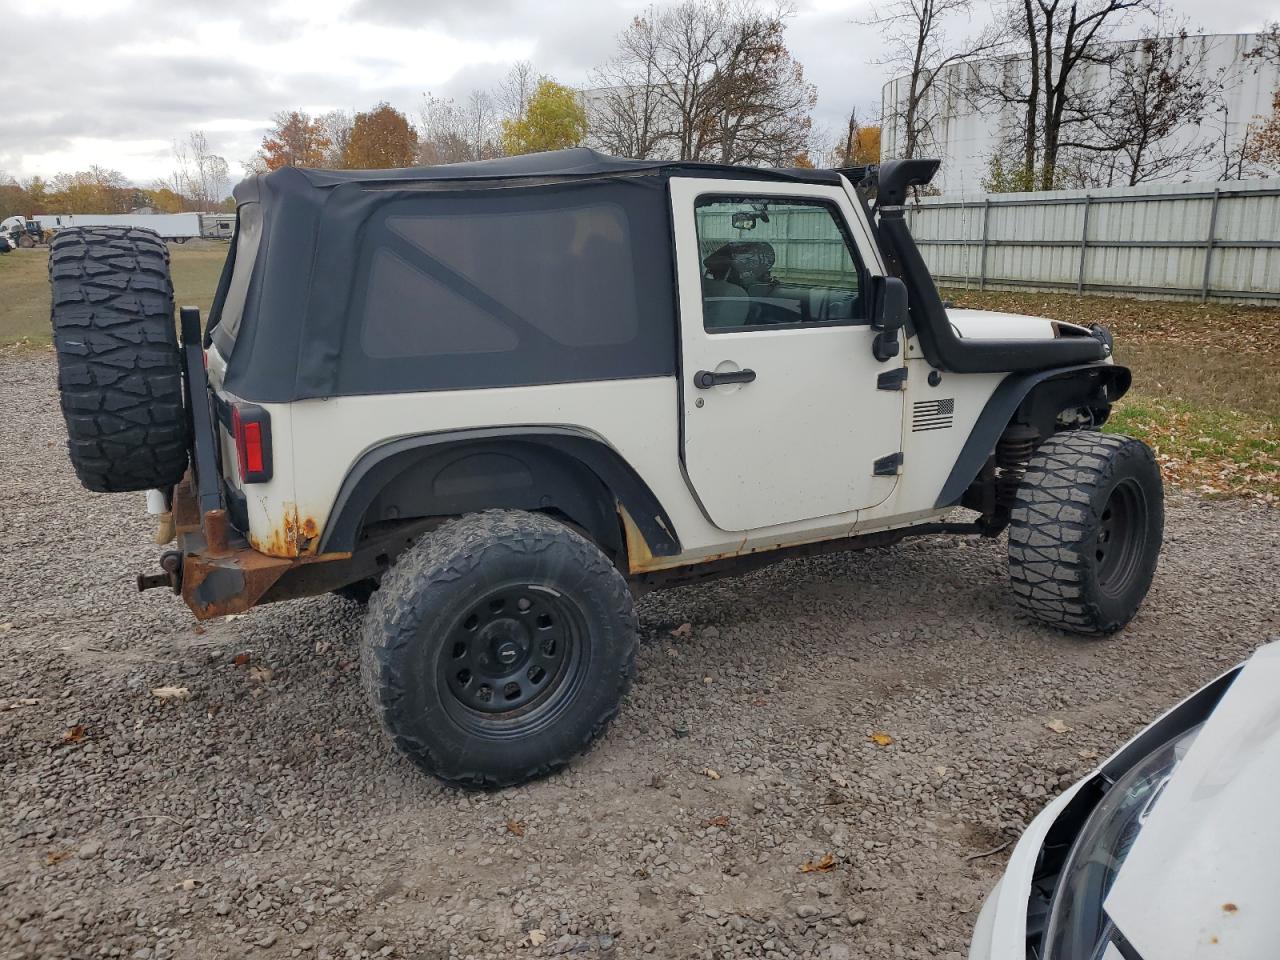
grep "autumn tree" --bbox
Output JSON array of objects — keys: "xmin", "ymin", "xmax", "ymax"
[
  {"xmin": 815, "ymin": 108, "xmax": 881, "ymax": 167},
  {"xmin": 147, "ymin": 186, "xmax": 188, "ymax": 213},
  {"xmin": 1243, "ymin": 21, "xmax": 1280, "ymax": 173},
  {"xmin": 0, "ymin": 174, "xmax": 26, "ymax": 220},
  {"xmin": 870, "ymin": 0, "xmax": 1001, "ymax": 160},
  {"xmin": 340, "ymin": 102, "xmax": 418, "ymax": 169},
  {"xmin": 256, "ymin": 111, "xmax": 330, "ymax": 170},
  {"xmin": 501, "ymin": 79, "xmax": 588, "ymax": 155}
]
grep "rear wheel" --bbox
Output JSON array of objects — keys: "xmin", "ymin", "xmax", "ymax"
[
  {"xmin": 360, "ymin": 510, "xmax": 637, "ymax": 788},
  {"xmin": 1008, "ymin": 431, "xmax": 1163, "ymax": 635},
  {"xmin": 49, "ymin": 227, "xmax": 188, "ymax": 492}
]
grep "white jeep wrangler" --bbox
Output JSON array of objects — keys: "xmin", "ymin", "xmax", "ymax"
[{"xmin": 49, "ymin": 149, "xmax": 1161, "ymax": 788}]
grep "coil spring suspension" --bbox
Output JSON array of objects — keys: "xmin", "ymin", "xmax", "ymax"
[{"xmin": 995, "ymin": 425, "xmax": 1040, "ymax": 506}]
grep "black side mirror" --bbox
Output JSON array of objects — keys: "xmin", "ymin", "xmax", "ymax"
[{"xmin": 869, "ymin": 275, "xmax": 907, "ymax": 362}]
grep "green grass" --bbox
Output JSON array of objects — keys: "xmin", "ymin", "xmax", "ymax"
[{"xmin": 0, "ymin": 243, "xmax": 228, "ymax": 345}]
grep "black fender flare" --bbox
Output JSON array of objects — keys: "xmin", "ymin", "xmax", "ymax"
[
  {"xmin": 317, "ymin": 426, "xmax": 681, "ymax": 557},
  {"xmin": 935, "ymin": 362, "xmax": 1131, "ymax": 508}
]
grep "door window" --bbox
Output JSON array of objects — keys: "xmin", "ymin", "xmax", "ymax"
[{"xmin": 694, "ymin": 196, "xmax": 866, "ymax": 332}]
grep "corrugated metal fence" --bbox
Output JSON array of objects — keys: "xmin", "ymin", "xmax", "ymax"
[{"xmin": 904, "ymin": 179, "xmax": 1280, "ymax": 303}]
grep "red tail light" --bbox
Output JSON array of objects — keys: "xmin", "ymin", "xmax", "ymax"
[{"xmin": 230, "ymin": 403, "xmax": 272, "ymax": 484}]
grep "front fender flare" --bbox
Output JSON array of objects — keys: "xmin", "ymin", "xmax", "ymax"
[{"xmin": 935, "ymin": 362, "xmax": 1131, "ymax": 509}]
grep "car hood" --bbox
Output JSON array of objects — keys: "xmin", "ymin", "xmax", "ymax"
[
  {"xmin": 947, "ymin": 308, "xmax": 1093, "ymax": 341},
  {"xmin": 1105, "ymin": 642, "xmax": 1280, "ymax": 959}
]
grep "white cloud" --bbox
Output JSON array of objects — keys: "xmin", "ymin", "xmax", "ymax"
[{"xmin": 0, "ymin": 0, "xmax": 1272, "ymax": 186}]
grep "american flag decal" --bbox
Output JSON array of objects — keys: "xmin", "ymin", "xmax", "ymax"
[{"xmin": 912, "ymin": 398, "xmax": 955, "ymax": 432}]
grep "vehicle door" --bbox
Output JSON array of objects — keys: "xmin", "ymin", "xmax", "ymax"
[{"xmin": 670, "ymin": 177, "xmax": 906, "ymax": 532}]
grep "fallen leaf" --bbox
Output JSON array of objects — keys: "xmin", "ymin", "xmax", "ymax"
[
  {"xmin": 232, "ymin": 652, "xmax": 251, "ymax": 667},
  {"xmin": 151, "ymin": 686, "xmax": 190, "ymax": 701},
  {"xmin": 800, "ymin": 853, "xmax": 837, "ymax": 873},
  {"xmin": 1077, "ymin": 748, "xmax": 1098, "ymax": 760},
  {"xmin": 247, "ymin": 666, "xmax": 274, "ymax": 683},
  {"xmin": 45, "ymin": 850, "xmax": 70, "ymax": 866},
  {"xmin": 670, "ymin": 622, "xmax": 693, "ymax": 638},
  {"xmin": 523, "ymin": 929, "xmax": 547, "ymax": 947},
  {"xmin": 1045, "ymin": 719, "xmax": 1072, "ymax": 734},
  {"xmin": 63, "ymin": 725, "xmax": 86, "ymax": 744},
  {"xmin": 750, "ymin": 697, "xmax": 768, "ymax": 707},
  {"xmin": 703, "ymin": 815, "xmax": 730, "ymax": 828},
  {"xmin": 869, "ymin": 732, "xmax": 894, "ymax": 746},
  {"xmin": 506, "ymin": 820, "xmax": 526, "ymax": 837},
  {"xmin": 703, "ymin": 768, "xmax": 721, "ymax": 780}
]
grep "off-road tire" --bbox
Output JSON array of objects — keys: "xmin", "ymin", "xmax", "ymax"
[
  {"xmin": 1008, "ymin": 431, "xmax": 1163, "ymax": 635},
  {"xmin": 49, "ymin": 227, "xmax": 188, "ymax": 492},
  {"xmin": 361, "ymin": 510, "xmax": 637, "ymax": 789}
]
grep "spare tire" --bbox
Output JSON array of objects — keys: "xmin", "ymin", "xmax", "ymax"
[{"xmin": 49, "ymin": 227, "xmax": 189, "ymax": 492}]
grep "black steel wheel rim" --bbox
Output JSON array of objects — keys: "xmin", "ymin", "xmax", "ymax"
[
  {"xmin": 1095, "ymin": 478, "xmax": 1148, "ymax": 597},
  {"xmin": 436, "ymin": 583, "xmax": 587, "ymax": 737}
]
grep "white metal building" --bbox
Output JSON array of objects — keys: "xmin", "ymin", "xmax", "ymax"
[{"xmin": 881, "ymin": 32, "xmax": 1279, "ymax": 194}]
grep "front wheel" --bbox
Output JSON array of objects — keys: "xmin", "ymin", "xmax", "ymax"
[
  {"xmin": 360, "ymin": 510, "xmax": 637, "ymax": 788},
  {"xmin": 1008, "ymin": 431, "xmax": 1163, "ymax": 635}
]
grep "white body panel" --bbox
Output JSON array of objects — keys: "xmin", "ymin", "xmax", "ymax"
[
  {"xmin": 950, "ymin": 309, "xmax": 1061, "ymax": 340},
  {"xmin": 36, "ymin": 212, "xmax": 201, "ymax": 239},
  {"xmin": 970, "ymin": 641, "xmax": 1280, "ymax": 960},
  {"xmin": 1104, "ymin": 642, "xmax": 1280, "ymax": 960},
  {"xmin": 202, "ymin": 174, "xmax": 1093, "ymax": 569},
  {"xmin": 669, "ymin": 177, "xmax": 903, "ymax": 531}
]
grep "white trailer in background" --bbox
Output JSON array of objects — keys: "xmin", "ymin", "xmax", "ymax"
[{"xmin": 35, "ymin": 212, "xmax": 202, "ymax": 242}]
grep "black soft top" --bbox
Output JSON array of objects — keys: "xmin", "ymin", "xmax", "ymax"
[
  {"xmin": 211, "ymin": 149, "xmax": 846, "ymax": 403},
  {"xmin": 246, "ymin": 147, "xmax": 844, "ymax": 192}
]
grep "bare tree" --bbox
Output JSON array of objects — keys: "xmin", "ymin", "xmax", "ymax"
[
  {"xmin": 498, "ymin": 60, "xmax": 537, "ymax": 122},
  {"xmin": 869, "ymin": 0, "xmax": 1002, "ymax": 160},
  {"xmin": 319, "ymin": 110, "xmax": 355, "ymax": 168},
  {"xmin": 975, "ymin": 0, "xmax": 1156, "ymax": 189},
  {"xmin": 161, "ymin": 131, "xmax": 230, "ymax": 208},
  {"xmin": 418, "ymin": 91, "xmax": 502, "ymax": 164},
  {"xmin": 1064, "ymin": 30, "xmax": 1222, "ymax": 185},
  {"xmin": 589, "ymin": 15, "xmax": 672, "ymax": 159},
  {"xmin": 587, "ymin": 1, "xmax": 815, "ymax": 165}
]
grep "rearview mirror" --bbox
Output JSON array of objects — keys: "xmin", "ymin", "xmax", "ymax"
[{"xmin": 869, "ymin": 275, "xmax": 907, "ymax": 363}]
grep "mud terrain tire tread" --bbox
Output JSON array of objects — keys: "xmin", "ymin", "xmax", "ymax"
[
  {"xmin": 49, "ymin": 226, "xmax": 188, "ymax": 492},
  {"xmin": 1008, "ymin": 430, "xmax": 1163, "ymax": 635},
  {"xmin": 360, "ymin": 510, "xmax": 637, "ymax": 789}
]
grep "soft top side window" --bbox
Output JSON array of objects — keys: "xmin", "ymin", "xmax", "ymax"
[{"xmin": 694, "ymin": 196, "xmax": 867, "ymax": 333}]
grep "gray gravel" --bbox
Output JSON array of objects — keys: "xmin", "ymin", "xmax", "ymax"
[{"xmin": 2, "ymin": 346, "xmax": 1278, "ymax": 960}]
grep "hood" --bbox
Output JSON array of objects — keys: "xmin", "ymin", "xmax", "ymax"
[
  {"xmin": 946, "ymin": 308, "xmax": 1093, "ymax": 342},
  {"xmin": 1105, "ymin": 642, "xmax": 1280, "ymax": 959}
]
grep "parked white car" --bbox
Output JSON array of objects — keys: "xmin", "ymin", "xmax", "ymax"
[{"xmin": 970, "ymin": 641, "xmax": 1279, "ymax": 960}]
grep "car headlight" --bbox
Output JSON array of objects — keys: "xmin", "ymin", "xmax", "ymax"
[{"xmin": 1043, "ymin": 724, "xmax": 1201, "ymax": 960}]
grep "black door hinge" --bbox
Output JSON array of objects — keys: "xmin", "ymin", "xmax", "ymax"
[
  {"xmin": 873, "ymin": 452, "xmax": 904, "ymax": 476},
  {"xmin": 877, "ymin": 367, "xmax": 908, "ymax": 391}
]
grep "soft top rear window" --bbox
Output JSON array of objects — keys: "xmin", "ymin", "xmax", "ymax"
[{"xmin": 210, "ymin": 202, "xmax": 261, "ymax": 357}]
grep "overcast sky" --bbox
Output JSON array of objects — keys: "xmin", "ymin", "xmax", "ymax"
[{"xmin": 0, "ymin": 0, "xmax": 1273, "ymax": 187}]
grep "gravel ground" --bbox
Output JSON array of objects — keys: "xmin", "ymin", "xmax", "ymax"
[{"xmin": 3, "ymin": 347, "xmax": 1278, "ymax": 960}]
